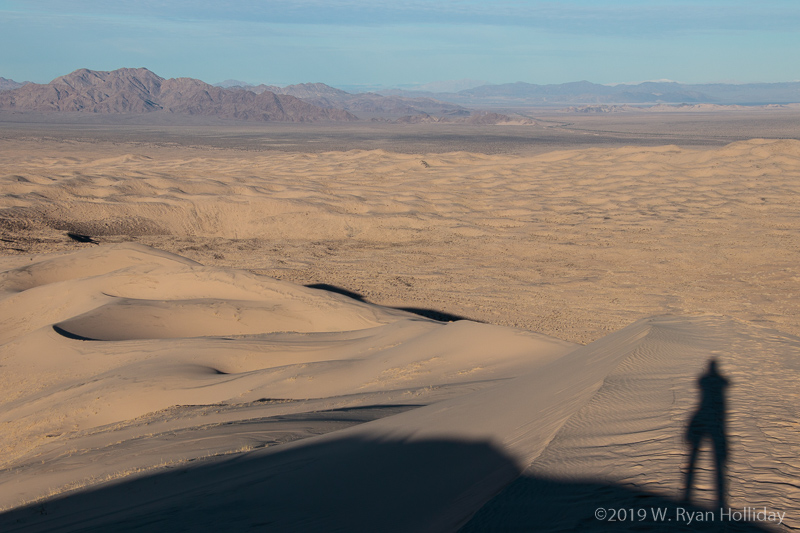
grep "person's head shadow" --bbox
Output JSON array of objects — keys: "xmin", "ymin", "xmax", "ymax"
[{"xmin": 683, "ymin": 357, "xmax": 730, "ymax": 508}]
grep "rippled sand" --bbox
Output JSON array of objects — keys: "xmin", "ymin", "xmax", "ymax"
[
  {"xmin": 1, "ymin": 133, "xmax": 798, "ymax": 531},
  {"xmin": 2, "ymin": 137, "xmax": 800, "ymax": 343}
]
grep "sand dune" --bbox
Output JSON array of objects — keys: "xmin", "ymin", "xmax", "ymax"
[
  {"xmin": 2, "ymin": 138, "xmax": 800, "ymax": 342},
  {"xmin": 0, "ymin": 244, "xmax": 798, "ymax": 531},
  {"xmin": 1, "ymin": 134, "xmax": 799, "ymax": 531},
  {"xmin": 0, "ymin": 244, "xmax": 573, "ymax": 509}
]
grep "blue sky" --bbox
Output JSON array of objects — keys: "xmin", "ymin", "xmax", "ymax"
[{"xmin": 1, "ymin": 0, "xmax": 799, "ymax": 88}]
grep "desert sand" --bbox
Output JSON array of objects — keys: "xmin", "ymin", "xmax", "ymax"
[{"xmin": 1, "ymin": 124, "xmax": 799, "ymax": 531}]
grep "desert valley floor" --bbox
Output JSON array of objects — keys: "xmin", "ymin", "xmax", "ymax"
[{"xmin": 1, "ymin": 114, "xmax": 799, "ymax": 531}]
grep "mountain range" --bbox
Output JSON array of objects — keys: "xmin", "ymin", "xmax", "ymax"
[
  {"xmin": 217, "ymin": 81, "xmax": 473, "ymax": 117},
  {"xmin": 0, "ymin": 77, "xmax": 28, "ymax": 91},
  {"xmin": 381, "ymin": 80, "xmax": 800, "ymax": 106},
  {"xmin": 0, "ymin": 68, "xmax": 504, "ymax": 122},
  {"xmin": 3, "ymin": 69, "xmax": 800, "ymax": 123},
  {"xmin": 0, "ymin": 69, "xmax": 357, "ymax": 122}
]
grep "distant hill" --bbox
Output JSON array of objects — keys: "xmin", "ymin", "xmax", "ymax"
[
  {"xmin": 0, "ymin": 68, "xmax": 358, "ymax": 122},
  {"xmin": 0, "ymin": 77, "xmax": 28, "ymax": 91},
  {"xmin": 213, "ymin": 79, "xmax": 255, "ymax": 89},
  {"xmin": 414, "ymin": 79, "xmax": 490, "ymax": 93},
  {"xmin": 382, "ymin": 80, "xmax": 800, "ymax": 106},
  {"xmin": 223, "ymin": 81, "xmax": 472, "ymax": 117}
]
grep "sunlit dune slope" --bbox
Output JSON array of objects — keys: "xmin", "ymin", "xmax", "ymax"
[{"xmin": 0, "ymin": 244, "xmax": 798, "ymax": 532}]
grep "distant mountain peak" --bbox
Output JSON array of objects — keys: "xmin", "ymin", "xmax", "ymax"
[
  {"xmin": 607, "ymin": 79, "xmax": 681, "ymax": 86},
  {"xmin": 278, "ymin": 83, "xmax": 351, "ymax": 99},
  {"xmin": 52, "ymin": 67, "xmax": 163, "ymax": 86},
  {"xmin": 414, "ymin": 79, "xmax": 491, "ymax": 93},
  {"xmin": 214, "ymin": 79, "xmax": 263, "ymax": 89},
  {"xmin": 0, "ymin": 77, "xmax": 29, "ymax": 92}
]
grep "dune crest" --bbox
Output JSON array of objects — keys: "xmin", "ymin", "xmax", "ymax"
[
  {"xmin": 0, "ymin": 245, "xmax": 798, "ymax": 531},
  {"xmin": 2, "ymin": 130, "xmax": 800, "ymax": 529},
  {"xmin": 3, "ymin": 138, "xmax": 800, "ymax": 343},
  {"xmin": 0, "ymin": 244, "xmax": 574, "ymax": 507}
]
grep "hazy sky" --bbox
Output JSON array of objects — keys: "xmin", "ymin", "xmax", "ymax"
[{"xmin": 1, "ymin": 0, "xmax": 799, "ymax": 88}]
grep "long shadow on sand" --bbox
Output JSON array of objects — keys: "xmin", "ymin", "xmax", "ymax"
[
  {"xmin": 683, "ymin": 358, "xmax": 730, "ymax": 508},
  {"xmin": 0, "ymin": 435, "xmax": 771, "ymax": 533},
  {"xmin": 306, "ymin": 283, "xmax": 476, "ymax": 323}
]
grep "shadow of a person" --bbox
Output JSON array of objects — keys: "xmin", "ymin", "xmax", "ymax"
[{"xmin": 683, "ymin": 358, "xmax": 730, "ymax": 508}]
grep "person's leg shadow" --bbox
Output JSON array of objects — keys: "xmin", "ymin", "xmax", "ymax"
[{"xmin": 683, "ymin": 358, "xmax": 730, "ymax": 509}]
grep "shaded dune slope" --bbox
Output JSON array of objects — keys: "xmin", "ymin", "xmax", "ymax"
[{"xmin": 0, "ymin": 244, "xmax": 573, "ymax": 508}]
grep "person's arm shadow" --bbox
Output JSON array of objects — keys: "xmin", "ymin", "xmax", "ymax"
[{"xmin": 684, "ymin": 358, "xmax": 730, "ymax": 508}]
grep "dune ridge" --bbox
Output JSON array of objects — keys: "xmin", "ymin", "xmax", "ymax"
[
  {"xmin": 2, "ymin": 138, "xmax": 800, "ymax": 342},
  {"xmin": 0, "ymin": 244, "xmax": 798, "ymax": 531},
  {"xmin": 0, "ymin": 244, "xmax": 574, "ymax": 507},
  {"xmin": 2, "ymin": 133, "xmax": 799, "ymax": 530}
]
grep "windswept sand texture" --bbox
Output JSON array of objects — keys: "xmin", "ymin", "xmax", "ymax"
[
  {"xmin": 1, "ymin": 127, "xmax": 799, "ymax": 531},
  {"xmin": 1, "ymin": 246, "xmax": 798, "ymax": 531},
  {"xmin": 2, "ymin": 136, "xmax": 800, "ymax": 342}
]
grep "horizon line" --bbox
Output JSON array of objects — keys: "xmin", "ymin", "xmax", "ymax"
[{"xmin": 5, "ymin": 67, "xmax": 800, "ymax": 92}]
